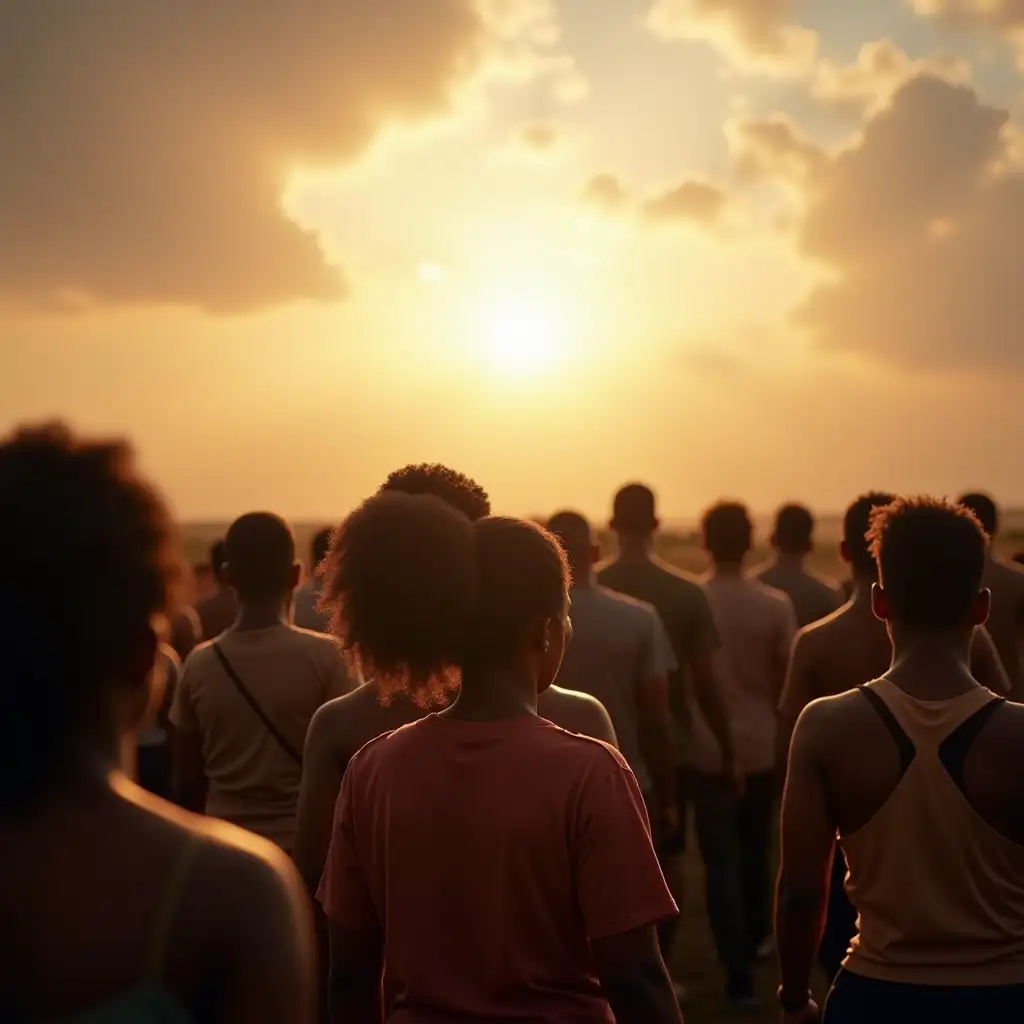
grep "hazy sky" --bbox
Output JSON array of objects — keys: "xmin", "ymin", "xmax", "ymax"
[{"xmin": 3, "ymin": 0, "xmax": 1024, "ymax": 521}]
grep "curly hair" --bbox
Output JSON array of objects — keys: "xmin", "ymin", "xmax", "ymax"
[
  {"xmin": 0, "ymin": 423, "xmax": 179, "ymax": 814},
  {"xmin": 321, "ymin": 492, "xmax": 569, "ymax": 708},
  {"xmin": 868, "ymin": 496, "xmax": 988, "ymax": 631},
  {"xmin": 843, "ymin": 492, "xmax": 895, "ymax": 576},
  {"xmin": 380, "ymin": 464, "xmax": 491, "ymax": 523}
]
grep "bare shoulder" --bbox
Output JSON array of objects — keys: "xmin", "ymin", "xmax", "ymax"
[{"xmin": 793, "ymin": 689, "xmax": 870, "ymax": 746}]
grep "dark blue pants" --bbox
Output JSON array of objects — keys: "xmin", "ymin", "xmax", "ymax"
[{"xmin": 824, "ymin": 969, "xmax": 1024, "ymax": 1023}]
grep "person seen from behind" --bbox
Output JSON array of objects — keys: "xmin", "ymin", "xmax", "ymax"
[
  {"xmin": 958, "ymin": 493, "xmax": 1024, "ymax": 700},
  {"xmin": 778, "ymin": 497, "xmax": 1024, "ymax": 1023},
  {"xmin": 171, "ymin": 512, "xmax": 352, "ymax": 855},
  {"xmin": 543, "ymin": 511, "xmax": 674, "ymax": 831},
  {"xmin": 294, "ymin": 527, "xmax": 334, "ymax": 633},
  {"xmin": 598, "ymin": 483, "xmax": 736, "ymax": 994},
  {"xmin": 757, "ymin": 504, "xmax": 844, "ymax": 628},
  {"xmin": 318, "ymin": 492, "xmax": 682, "ymax": 1024},
  {"xmin": 192, "ymin": 538, "xmax": 238, "ymax": 641},
  {"xmin": 0, "ymin": 424, "xmax": 313, "ymax": 1023},
  {"xmin": 696, "ymin": 501, "xmax": 797, "ymax": 1008}
]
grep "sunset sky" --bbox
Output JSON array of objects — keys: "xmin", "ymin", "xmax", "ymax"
[{"xmin": 3, "ymin": 0, "xmax": 1024, "ymax": 522}]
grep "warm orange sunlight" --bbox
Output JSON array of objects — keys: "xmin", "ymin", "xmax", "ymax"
[{"xmin": 486, "ymin": 301, "xmax": 558, "ymax": 373}]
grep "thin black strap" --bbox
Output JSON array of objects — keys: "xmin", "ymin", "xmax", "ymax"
[
  {"xmin": 858, "ymin": 685, "xmax": 916, "ymax": 774},
  {"xmin": 939, "ymin": 697, "xmax": 1005, "ymax": 791},
  {"xmin": 213, "ymin": 643, "xmax": 303, "ymax": 765}
]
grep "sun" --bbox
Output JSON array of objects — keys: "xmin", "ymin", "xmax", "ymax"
[{"xmin": 486, "ymin": 303, "xmax": 557, "ymax": 373}]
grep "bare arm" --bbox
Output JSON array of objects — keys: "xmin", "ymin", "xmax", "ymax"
[
  {"xmin": 220, "ymin": 850, "xmax": 317, "ymax": 1024},
  {"xmin": 776, "ymin": 632, "xmax": 813, "ymax": 773},
  {"xmin": 592, "ymin": 925, "xmax": 683, "ymax": 1024},
  {"xmin": 328, "ymin": 923, "xmax": 384, "ymax": 1024},
  {"xmin": 588, "ymin": 699, "xmax": 619, "ymax": 748},
  {"xmin": 776, "ymin": 705, "xmax": 836, "ymax": 1015}
]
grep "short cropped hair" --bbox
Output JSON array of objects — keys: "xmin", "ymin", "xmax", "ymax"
[
  {"xmin": 958, "ymin": 492, "xmax": 998, "ymax": 539},
  {"xmin": 773, "ymin": 504, "xmax": 814, "ymax": 555},
  {"xmin": 844, "ymin": 493, "xmax": 896, "ymax": 575},
  {"xmin": 611, "ymin": 483, "xmax": 657, "ymax": 535},
  {"xmin": 702, "ymin": 502, "xmax": 753, "ymax": 564},
  {"xmin": 310, "ymin": 527, "xmax": 333, "ymax": 576},
  {"xmin": 868, "ymin": 496, "xmax": 988, "ymax": 631},
  {"xmin": 380, "ymin": 464, "xmax": 491, "ymax": 523},
  {"xmin": 547, "ymin": 511, "xmax": 592, "ymax": 585},
  {"xmin": 224, "ymin": 513, "xmax": 295, "ymax": 600},
  {"xmin": 0, "ymin": 423, "xmax": 178, "ymax": 814}
]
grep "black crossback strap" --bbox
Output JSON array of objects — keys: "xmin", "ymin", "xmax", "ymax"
[
  {"xmin": 213, "ymin": 643, "xmax": 303, "ymax": 765},
  {"xmin": 858, "ymin": 685, "xmax": 916, "ymax": 775},
  {"xmin": 939, "ymin": 697, "xmax": 1005, "ymax": 791}
]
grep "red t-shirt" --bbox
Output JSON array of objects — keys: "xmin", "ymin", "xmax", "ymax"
[{"xmin": 318, "ymin": 713, "xmax": 677, "ymax": 1023}]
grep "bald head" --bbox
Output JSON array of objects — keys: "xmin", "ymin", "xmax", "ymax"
[{"xmin": 547, "ymin": 511, "xmax": 596, "ymax": 587}]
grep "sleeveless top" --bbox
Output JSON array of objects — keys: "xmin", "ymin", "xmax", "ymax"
[
  {"xmin": 842, "ymin": 679, "xmax": 1024, "ymax": 986},
  {"xmin": 45, "ymin": 836, "xmax": 202, "ymax": 1023}
]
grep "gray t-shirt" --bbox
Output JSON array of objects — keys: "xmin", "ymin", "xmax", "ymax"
[
  {"xmin": 553, "ymin": 584, "xmax": 676, "ymax": 792},
  {"xmin": 756, "ymin": 560, "xmax": 844, "ymax": 629}
]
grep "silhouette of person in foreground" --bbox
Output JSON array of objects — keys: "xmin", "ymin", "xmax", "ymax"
[
  {"xmin": 778, "ymin": 497, "xmax": 1024, "ymax": 1023},
  {"xmin": 171, "ymin": 512, "xmax": 351, "ymax": 855},
  {"xmin": 0, "ymin": 424, "xmax": 313, "ymax": 1023},
  {"xmin": 598, "ymin": 483, "xmax": 736, "ymax": 995},
  {"xmin": 294, "ymin": 527, "xmax": 333, "ymax": 633},
  {"xmin": 757, "ymin": 504, "xmax": 844, "ymax": 628},
  {"xmin": 317, "ymin": 491, "xmax": 682, "ymax": 1024},
  {"xmin": 192, "ymin": 538, "xmax": 237, "ymax": 641},
  {"xmin": 958, "ymin": 493, "xmax": 1024, "ymax": 700},
  {"xmin": 779, "ymin": 493, "xmax": 1010, "ymax": 983}
]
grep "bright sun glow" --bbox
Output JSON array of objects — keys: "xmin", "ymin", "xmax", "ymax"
[{"xmin": 486, "ymin": 303, "xmax": 557, "ymax": 373}]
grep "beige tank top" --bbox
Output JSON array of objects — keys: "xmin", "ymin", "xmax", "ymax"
[{"xmin": 842, "ymin": 679, "xmax": 1024, "ymax": 986}]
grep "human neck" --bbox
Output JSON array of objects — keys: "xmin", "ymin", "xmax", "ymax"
[
  {"xmin": 446, "ymin": 664, "xmax": 537, "ymax": 721},
  {"xmin": 713, "ymin": 561, "xmax": 744, "ymax": 577},
  {"xmin": 849, "ymin": 574, "xmax": 877, "ymax": 603},
  {"xmin": 774, "ymin": 551, "xmax": 806, "ymax": 570},
  {"xmin": 615, "ymin": 535, "xmax": 654, "ymax": 562},
  {"xmin": 234, "ymin": 597, "xmax": 289, "ymax": 632},
  {"xmin": 887, "ymin": 630, "xmax": 976, "ymax": 697}
]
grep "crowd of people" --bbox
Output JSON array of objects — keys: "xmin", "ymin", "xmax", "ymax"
[{"xmin": 4, "ymin": 421, "xmax": 1024, "ymax": 1023}]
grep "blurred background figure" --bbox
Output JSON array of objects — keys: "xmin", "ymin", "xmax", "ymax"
[
  {"xmin": 135, "ymin": 644, "xmax": 182, "ymax": 802},
  {"xmin": 193, "ymin": 538, "xmax": 238, "ymax": 641},
  {"xmin": 171, "ymin": 512, "xmax": 352, "ymax": 856},
  {"xmin": 294, "ymin": 527, "xmax": 333, "ymax": 633},
  {"xmin": 694, "ymin": 501, "xmax": 797, "ymax": 1009},
  {"xmin": 757, "ymin": 503, "xmax": 844, "ymax": 628},
  {"xmin": 958, "ymin": 493, "xmax": 1024, "ymax": 700},
  {"xmin": 0, "ymin": 424, "xmax": 313, "ymax": 1023}
]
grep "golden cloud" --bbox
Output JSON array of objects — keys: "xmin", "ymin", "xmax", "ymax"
[
  {"xmin": 582, "ymin": 174, "xmax": 629, "ymax": 215},
  {"xmin": 0, "ymin": 1, "xmax": 553, "ymax": 314},
  {"xmin": 641, "ymin": 181, "xmax": 729, "ymax": 225},
  {"xmin": 645, "ymin": 0, "xmax": 817, "ymax": 74}
]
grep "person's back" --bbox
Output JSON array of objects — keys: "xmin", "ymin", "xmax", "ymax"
[
  {"xmin": 0, "ymin": 424, "xmax": 312, "ymax": 1024},
  {"xmin": 171, "ymin": 513, "xmax": 351, "ymax": 853},
  {"xmin": 778, "ymin": 498, "xmax": 1024, "ymax": 1023},
  {"xmin": 328, "ymin": 715, "xmax": 670, "ymax": 1021}
]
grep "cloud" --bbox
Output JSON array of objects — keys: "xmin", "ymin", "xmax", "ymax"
[
  {"xmin": 0, "ymin": 1, "xmax": 557, "ymax": 314},
  {"xmin": 518, "ymin": 121, "xmax": 562, "ymax": 152},
  {"xmin": 812, "ymin": 40, "xmax": 971, "ymax": 118},
  {"xmin": 727, "ymin": 114, "xmax": 826, "ymax": 185},
  {"xmin": 645, "ymin": 0, "xmax": 817, "ymax": 74},
  {"xmin": 641, "ymin": 181, "xmax": 729, "ymax": 225},
  {"xmin": 791, "ymin": 74, "xmax": 1024, "ymax": 370},
  {"xmin": 582, "ymin": 174, "xmax": 629, "ymax": 216},
  {"xmin": 913, "ymin": 0, "xmax": 1024, "ymax": 50}
]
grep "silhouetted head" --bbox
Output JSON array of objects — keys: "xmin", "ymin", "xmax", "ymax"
[
  {"xmin": 547, "ymin": 511, "xmax": 598, "ymax": 586},
  {"xmin": 0, "ymin": 423, "xmax": 179, "ymax": 815},
  {"xmin": 842, "ymin": 492, "xmax": 895, "ymax": 580},
  {"xmin": 702, "ymin": 502, "xmax": 753, "ymax": 568},
  {"xmin": 223, "ymin": 513, "xmax": 299, "ymax": 605},
  {"xmin": 322, "ymin": 493, "xmax": 571, "ymax": 708},
  {"xmin": 310, "ymin": 527, "xmax": 333, "ymax": 579},
  {"xmin": 958, "ymin": 492, "xmax": 998, "ymax": 542},
  {"xmin": 209, "ymin": 538, "xmax": 227, "ymax": 585},
  {"xmin": 1014, "ymin": 552, "xmax": 1024, "ymax": 568},
  {"xmin": 380, "ymin": 464, "xmax": 491, "ymax": 522},
  {"xmin": 772, "ymin": 504, "xmax": 814, "ymax": 558},
  {"xmin": 610, "ymin": 483, "xmax": 659, "ymax": 539},
  {"xmin": 869, "ymin": 497, "xmax": 989, "ymax": 638}
]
